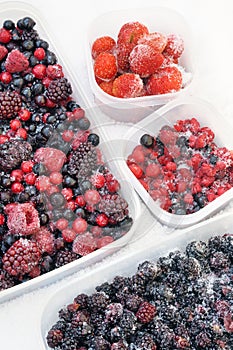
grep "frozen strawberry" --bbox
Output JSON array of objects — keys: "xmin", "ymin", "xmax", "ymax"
[
  {"xmin": 116, "ymin": 42, "xmax": 132, "ymax": 72},
  {"xmin": 72, "ymin": 232, "xmax": 97, "ymax": 256},
  {"xmin": 146, "ymin": 66, "xmax": 182, "ymax": 95},
  {"xmin": 138, "ymin": 32, "xmax": 167, "ymax": 53},
  {"xmin": 5, "ymin": 49, "xmax": 29, "ymax": 73},
  {"xmin": 94, "ymin": 52, "xmax": 117, "ymax": 81},
  {"xmin": 117, "ymin": 21, "xmax": 149, "ymax": 46},
  {"xmin": 112, "ymin": 73, "xmax": 143, "ymax": 98},
  {"xmin": 34, "ymin": 147, "xmax": 66, "ymax": 173},
  {"xmin": 91, "ymin": 35, "xmax": 116, "ymax": 59},
  {"xmin": 129, "ymin": 44, "xmax": 164, "ymax": 78},
  {"xmin": 0, "ymin": 45, "xmax": 8, "ymax": 60},
  {"xmin": 7, "ymin": 203, "xmax": 40, "ymax": 236},
  {"xmin": 163, "ymin": 33, "xmax": 184, "ymax": 60},
  {"xmin": 99, "ymin": 80, "xmax": 114, "ymax": 96}
]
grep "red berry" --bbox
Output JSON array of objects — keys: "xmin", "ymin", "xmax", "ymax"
[
  {"xmin": 163, "ymin": 33, "xmax": 184, "ymax": 59},
  {"xmin": 11, "ymin": 182, "xmax": 24, "ymax": 193},
  {"xmin": 92, "ymin": 36, "xmax": 116, "ymax": 59},
  {"xmin": 21, "ymin": 160, "xmax": 34, "ymax": 173},
  {"xmin": 112, "ymin": 73, "xmax": 144, "ymax": 98},
  {"xmin": 75, "ymin": 195, "xmax": 86, "ymax": 207},
  {"xmin": 34, "ymin": 47, "xmax": 46, "ymax": 60},
  {"xmin": 10, "ymin": 118, "xmax": 21, "ymax": 131},
  {"xmin": 11, "ymin": 169, "xmax": 23, "ymax": 182},
  {"xmin": 94, "ymin": 52, "xmax": 117, "ymax": 81},
  {"xmin": 146, "ymin": 66, "xmax": 182, "ymax": 95},
  {"xmin": 96, "ymin": 213, "xmax": 109, "ymax": 227},
  {"xmin": 129, "ymin": 44, "xmax": 164, "ymax": 78},
  {"xmin": 5, "ymin": 49, "xmax": 29, "ymax": 73},
  {"xmin": 62, "ymin": 129, "xmax": 74, "ymax": 142},
  {"xmin": 0, "ymin": 28, "xmax": 12, "ymax": 43},
  {"xmin": 117, "ymin": 21, "xmax": 149, "ymax": 46},
  {"xmin": 0, "ymin": 71, "xmax": 12, "ymax": 84},
  {"xmin": 34, "ymin": 147, "xmax": 66, "ymax": 173},
  {"xmin": 35, "ymin": 175, "xmax": 51, "ymax": 192},
  {"xmin": 0, "ymin": 135, "xmax": 9, "ymax": 144},
  {"xmin": 145, "ymin": 163, "xmax": 161, "ymax": 178},
  {"xmin": 24, "ymin": 172, "xmax": 37, "ymax": 185},
  {"xmin": 49, "ymin": 171, "xmax": 63, "ymax": 185},
  {"xmin": 106, "ymin": 178, "xmax": 120, "ymax": 193},
  {"xmin": 46, "ymin": 64, "xmax": 64, "ymax": 79},
  {"xmin": 34, "ymin": 227, "xmax": 54, "ymax": 254},
  {"xmin": 128, "ymin": 163, "xmax": 143, "ymax": 179},
  {"xmin": 138, "ymin": 32, "xmax": 167, "ymax": 53},
  {"xmin": 15, "ymin": 127, "xmax": 27, "ymax": 139},
  {"xmin": 62, "ymin": 228, "xmax": 76, "ymax": 243},
  {"xmin": 32, "ymin": 64, "xmax": 47, "ymax": 79},
  {"xmin": 131, "ymin": 145, "xmax": 145, "ymax": 163},
  {"xmin": 7, "ymin": 203, "xmax": 40, "ymax": 236},
  {"xmin": 56, "ymin": 218, "xmax": 69, "ymax": 231},
  {"xmin": 72, "ymin": 217, "xmax": 88, "ymax": 234},
  {"xmin": 84, "ymin": 189, "xmax": 101, "ymax": 205},
  {"xmin": 61, "ymin": 188, "xmax": 73, "ymax": 201},
  {"xmin": 99, "ymin": 80, "xmax": 114, "ymax": 96},
  {"xmin": 0, "ymin": 44, "xmax": 8, "ymax": 59},
  {"xmin": 18, "ymin": 108, "xmax": 31, "ymax": 121},
  {"xmin": 91, "ymin": 173, "xmax": 105, "ymax": 189}
]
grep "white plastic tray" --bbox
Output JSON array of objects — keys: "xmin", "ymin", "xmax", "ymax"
[
  {"xmin": 86, "ymin": 7, "xmax": 195, "ymax": 123},
  {"xmin": 0, "ymin": 1, "xmax": 142, "ymax": 303},
  {"xmin": 40, "ymin": 209, "xmax": 233, "ymax": 349},
  {"xmin": 121, "ymin": 96, "xmax": 233, "ymax": 228}
]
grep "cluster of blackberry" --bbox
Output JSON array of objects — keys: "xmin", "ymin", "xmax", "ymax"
[
  {"xmin": 46, "ymin": 234, "xmax": 233, "ymax": 349},
  {"xmin": 0, "ymin": 16, "xmax": 133, "ymax": 291}
]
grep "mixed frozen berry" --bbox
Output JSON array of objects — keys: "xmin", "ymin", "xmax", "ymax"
[
  {"xmin": 127, "ymin": 117, "xmax": 233, "ymax": 214},
  {"xmin": 0, "ymin": 16, "xmax": 133, "ymax": 291},
  {"xmin": 91, "ymin": 21, "xmax": 191, "ymax": 98},
  {"xmin": 46, "ymin": 234, "xmax": 233, "ymax": 349}
]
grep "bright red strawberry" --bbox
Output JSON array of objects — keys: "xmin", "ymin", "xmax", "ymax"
[
  {"xmin": 117, "ymin": 21, "xmax": 149, "ymax": 46},
  {"xmin": 163, "ymin": 33, "xmax": 184, "ymax": 59},
  {"xmin": 138, "ymin": 32, "xmax": 167, "ymax": 53},
  {"xmin": 5, "ymin": 49, "xmax": 29, "ymax": 73},
  {"xmin": 91, "ymin": 35, "xmax": 116, "ymax": 59},
  {"xmin": 116, "ymin": 42, "xmax": 132, "ymax": 73},
  {"xmin": 94, "ymin": 52, "xmax": 117, "ymax": 81},
  {"xmin": 129, "ymin": 44, "xmax": 164, "ymax": 78},
  {"xmin": 99, "ymin": 80, "xmax": 114, "ymax": 96},
  {"xmin": 112, "ymin": 73, "xmax": 143, "ymax": 98},
  {"xmin": 146, "ymin": 66, "xmax": 182, "ymax": 95},
  {"xmin": 0, "ymin": 45, "xmax": 8, "ymax": 60}
]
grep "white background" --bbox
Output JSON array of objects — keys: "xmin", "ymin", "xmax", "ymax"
[{"xmin": 0, "ymin": 0, "xmax": 233, "ymax": 349}]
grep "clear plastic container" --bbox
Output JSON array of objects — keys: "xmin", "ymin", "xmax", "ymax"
[
  {"xmin": 40, "ymin": 209, "xmax": 233, "ymax": 349},
  {"xmin": 86, "ymin": 7, "xmax": 195, "ymax": 123},
  {"xmin": 121, "ymin": 96, "xmax": 233, "ymax": 228},
  {"xmin": 0, "ymin": 1, "xmax": 142, "ymax": 303}
]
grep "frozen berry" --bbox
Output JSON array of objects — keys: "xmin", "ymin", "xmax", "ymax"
[
  {"xmin": 163, "ymin": 33, "xmax": 184, "ymax": 59},
  {"xmin": 112, "ymin": 73, "xmax": 143, "ymax": 98},
  {"xmin": 138, "ymin": 31, "xmax": 167, "ymax": 53},
  {"xmin": 146, "ymin": 66, "xmax": 182, "ymax": 95},
  {"xmin": 72, "ymin": 232, "xmax": 97, "ymax": 256},
  {"xmin": 7, "ymin": 203, "xmax": 40, "ymax": 236},
  {"xmin": 92, "ymin": 35, "xmax": 116, "ymax": 59},
  {"xmin": 94, "ymin": 52, "xmax": 117, "ymax": 81}
]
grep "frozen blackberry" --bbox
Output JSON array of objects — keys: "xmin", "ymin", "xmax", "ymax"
[
  {"xmin": 67, "ymin": 141, "xmax": 98, "ymax": 179},
  {"xmin": 132, "ymin": 332, "xmax": 157, "ymax": 349},
  {"xmin": 2, "ymin": 238, "xmax": 41, "ymax": 277},
  {"xmin": 97, "ymin": 194, "xmax": 128, "ymax": 223},
  {"xmin": 118, "ymin": 310, "xmax": 137, "ymax": 338},
  {"xmin": 55, "ymin": 249, "xmax": 79, "ymax": 268},
  {"xmin": 46, "ymin": 328, "xmax": 63, "ymax": 349},
  {"xmin": 47, "ymin": 77, "xmax": 72, "ymax": 103},
  {"xmin": 87, "ymin": 292, "xmax": 109, "ymax": 312},
  {"xmin": 73, "ymin": 293, "xmax": 89, "ymax": 309},
  {"xmin": 137, "ymin": 260, "xmax": 161, "ymax": 281},
  {"xmin": 0, "ymin": 139, "xmax": 32, "ymax": 171},
  {"xmin": 87, "ymin": 335, "xmax": 111, "ymax": 350},
  {"xmin": 0, "ymin": 91, "xmax": 22, "ymax": 119},
  {"xmin": 21, "ymin": 28, "xmax": 39, "ymax": 42}
]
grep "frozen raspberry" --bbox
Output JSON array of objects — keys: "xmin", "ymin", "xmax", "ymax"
[
  {"xmin": 112, "ymin": 73, "xmax": 144, "ymax": 98},
  {"xmin": 146, "ymin": 66, "xmax": 182, "ymax": 95},
  {"xmin": 163, "ymin": 33, "xmax": 184, "ymax": 59},
  {"xmin": 0, "ymin": 27, "xmax": 12, "ymax": 43},
  {"xmin": 46, "ymin": 64, "xmax": 64, "ymax": 79},
  {"xmin": 117, "ymin": 21, "xmax": 149, "ymax": 46},
  {"xmin": 94, "ymin": 52, "xmax": 117, "ymax": 81},
  {"xmin": 34, "ymin": 227, "xmax": 54, "ymax": 254},
  {"xmin": 138, "ymin": 32, "xmax": 167, "ymax": 53},
  {"xmin": 7, "ymin": 203, "xmax": 40, "ymax": 236},
  {"xmin": 5, "ymin": 49, "xmax": 29, "ymax": 73},
  {"xmin": 0, "ymin": 44, "xmax": 8, "ymax": 60},
  {"xmin": 129, "ymin": 44, "xmax": 164, "ymax": 78},
  {"xmin": 136, "ymin": 301, "xmax": 156, "ymax": 323},
  {"xmin": 72, "ymin": 232, "xmax": 97, "ymax": 256},
  {"xmin": 34, "ymin": 147, "xmax": 66, "ymax": 173},
  {"xmin": 91, "ymin": 35, "xmax": 116, "ymax": 59},
  {"xmin": 2, "ymin": 238, "xmax": 41, "ymax": 277}
]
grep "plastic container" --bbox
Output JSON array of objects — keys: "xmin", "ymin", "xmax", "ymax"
[
  {"xmin": 0, "ymin": 1, "xmax": 142, "ymax": 303},
  {"xmin": 40, "ymin": 209, "xmax": 233, "ymax": 349},
  {"xmin": 121, "ymin": 96, "xmax": 233, "ymax": 228},
  {"xmin": 86, "ymin": 7, "xmax": 194, "ymax": 123}
]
